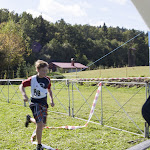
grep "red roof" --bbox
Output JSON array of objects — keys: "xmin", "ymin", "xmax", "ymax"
[{"xmin": 51, "ymin": 62, "xmax": 88, "ymax": 69}]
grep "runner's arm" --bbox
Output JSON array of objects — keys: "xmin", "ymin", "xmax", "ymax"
[
  {"xmin": 48, "ymin": 88, "xmax": 54, "ymax": 107},
  {"xmin": 19, "ymin": 84, "xmax": 29, "ymax": 102}
]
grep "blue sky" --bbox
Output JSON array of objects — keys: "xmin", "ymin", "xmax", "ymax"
[{"xmin": 0, "ymin": 0, "xmax": 149, "ymax": 32}]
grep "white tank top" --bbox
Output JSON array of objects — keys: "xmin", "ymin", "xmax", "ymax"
[{"xmin": 31, "ymin": 75, "xmax": 47, "ymax": 99}]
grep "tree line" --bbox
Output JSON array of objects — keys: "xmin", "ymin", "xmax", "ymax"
[{"xmin": 0, "ymin": 9, "xmax": 149, "ymax": 78}]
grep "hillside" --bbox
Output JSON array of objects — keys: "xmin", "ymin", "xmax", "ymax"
[
  {"xmin": 63, "ymin": 66, "xmax": 150, "ymax": 78},
  {"xmin": 0, "ymin": 9, "xmax": 149, "ymax": 79}
]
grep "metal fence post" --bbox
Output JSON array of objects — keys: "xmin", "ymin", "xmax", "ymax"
[
  {"xmin": 144, "ymin": 122, "xmax": 149, "ymax": 138},
  {"xmin": 144, "ymin": 83, "xmax": 149, "ymax": 138},
  {"xmin": 67, "ymin": 80, "xmax": 71, "ymax": 116},
  {"xmin": 24, "ymin": 101, "xmax": 26, "ymax": 107},
  {"xmin": 7, "ymin": 79, "xmax": 9, "ymax": 103},
  {"xmin": 72, "ymin": 81, "xmax": 74, "ymax": 117},
  {"xmin": 101, "ymin": 82, "xmax": 103, "ymax": 125}
]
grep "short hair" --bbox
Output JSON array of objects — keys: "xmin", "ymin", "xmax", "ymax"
[{"xmin": 35, "ymin": 60, "xmax": 48, "ymax": 70}]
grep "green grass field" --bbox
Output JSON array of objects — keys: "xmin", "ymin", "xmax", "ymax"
[
  {"xmin": 0, "ymin": 81, "xmax": 149, "ymax": 150},
  {"xmin": 63, "ymin": 66, "xmax": 150, "ymax": 78}
]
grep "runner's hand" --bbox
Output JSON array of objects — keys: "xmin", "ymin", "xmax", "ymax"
[
  {"xmin": 23, "ymin": 95, "xmax": 28, "ymax": 102},
  {"xmin": 51, "ymin": 101, "xmax": 55, "ymax": 107}
]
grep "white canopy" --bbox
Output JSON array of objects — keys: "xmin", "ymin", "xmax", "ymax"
[{"xmin": 131, "ymin": 0, "xmax": 150, "ymax": 30}]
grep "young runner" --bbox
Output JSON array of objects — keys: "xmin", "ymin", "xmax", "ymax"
[{"xmin": 19, "ymin": 60, "xmax": 54, "ymax": 150}]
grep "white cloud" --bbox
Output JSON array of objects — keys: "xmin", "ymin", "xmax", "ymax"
[
  {"xmin": 100, "ymin": 7, "xmax": 109, "ymax": 12},
  {"xmin": 108, "ymin": 0, "xmax": 127, "ymax": 5},
  {"xmin": 90, "ymin": 20, "xmax": 109, "ymax": 27},
  {"xmin": 26, "ymin": 9, "xmax": 40, "ymax": 18},
  {"xmin": 78, "ymin": 1, "xmax": 91, "ymax": 8},
  {"xmin": 42, "ymin": 13, "xmax": 54, "ymax": 22},
  {"xmin": 38, "ymin": 0, "xmax": 87, "ymax": 17},
  {"xmin": 26, "ymin": 9, "xmax": 54, "ymax": 22}
]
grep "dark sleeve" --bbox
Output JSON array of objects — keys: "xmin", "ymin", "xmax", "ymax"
[
  {"xmin": 46, "ymin": 76, "xmax": 51, "ymax": 89},
  {"xmin": 22, "ymin": 77, "xmax": 31, "ymax": 87}
]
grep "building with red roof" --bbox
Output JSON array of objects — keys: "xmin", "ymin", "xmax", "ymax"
[{"xmin": 49, "ymin": 58, "xmax": 88, "ymax": 73}]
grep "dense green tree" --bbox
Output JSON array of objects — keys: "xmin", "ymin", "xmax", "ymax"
[
  {"xmin": 0, "ymin": 9, "xmax": 9, "ymax": 23},
  {"xmin": 102, "ymin": 23, "xmax": 108, "ymax": 37},
  {"xmin": 0, "ymin": 9, "xmax": 149, "ymax": 78},
  {"xmin": 0, "ymin": 20, "xmax": 31, "ymax": 78}
]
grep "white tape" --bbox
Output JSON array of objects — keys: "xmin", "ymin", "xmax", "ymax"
[{"xmin": 31, "ymin": 82, "xmax": 102, "ymax": 149}]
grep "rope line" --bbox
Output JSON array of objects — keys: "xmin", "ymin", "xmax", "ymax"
[{"xmin": 79, "ymin": 32, "xmax": 142, "ymax": 72}]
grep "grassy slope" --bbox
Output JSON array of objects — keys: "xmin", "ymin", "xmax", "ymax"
[
  {"xmin": 0, "ymin": 83, "xmax": 149, "ymax": 150},
  {"xmin": 63, "ymin": 66, "xmax": 150, "ymax": 78}
]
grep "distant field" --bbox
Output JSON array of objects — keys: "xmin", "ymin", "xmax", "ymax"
[
  {"xmin": 0, "ymin": 81, "xmax": 149, "ymax": 150},
  {"xmin": 63, "ymin": 66, "xmax": 150, "ymax": 78}
]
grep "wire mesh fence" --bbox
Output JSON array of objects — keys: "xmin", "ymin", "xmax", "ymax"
[{"xmin": 0, "ymin": 79, "xmax": 148, "ymax": 137}]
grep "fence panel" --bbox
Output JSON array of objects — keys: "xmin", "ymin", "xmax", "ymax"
[
  {"xmin": 0, "ymin": 79, "xmax": 148, "ymax": 137},
  {"xmin": 50, "ymin": 79, "xmax": 70, "ymax": 115},
  {"xmin": 101, "ymin": 82, "xmax": 146, "ymax": 135},
  {"xmin": 72, "ymin": 81, "xmax": 102, "ymax": 124}
]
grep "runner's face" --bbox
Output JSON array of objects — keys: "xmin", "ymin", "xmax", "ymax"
[{"xmin": 38, "ymin": 67, "xmax": 48, "ymax": 77}]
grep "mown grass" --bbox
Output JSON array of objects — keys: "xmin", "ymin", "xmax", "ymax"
[
  {"xmin": 0, "ymin": 82, "xmax": 149, "ymax": 150},
  {"xmin": 63, "ymin": 66, "xmax": 150, "ymax": 78}
]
